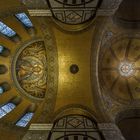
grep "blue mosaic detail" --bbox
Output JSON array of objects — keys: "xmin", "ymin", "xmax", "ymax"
[
  {"xmin": 0, "ymin": 45, "xmax": 4, "ymax": 53},
  {"xmin": 0, "ymin": 103, "xmax": 16, "ymax": 118},
  {"xmin": 0, "ymin": 87, "xmax": 4, "ymax": 94},
  {"xmin": 16, "ymin": 112, "xmax": 34, "ymax": 127},
  {"xmin": 0, "ymin": 22, "xmax": 16, "ymax": 37},
  {"xmin": 15, "ymin": 13, "xmax": 33, "ymax": 28}
]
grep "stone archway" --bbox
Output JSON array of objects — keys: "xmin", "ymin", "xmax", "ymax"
[
  {"xmin": 48, "ymin": 115, "xmax": 103, "ymax": 140},
  {"xmin": 116, "ymin": 109, "xmax": 140, "ymax": 140}
]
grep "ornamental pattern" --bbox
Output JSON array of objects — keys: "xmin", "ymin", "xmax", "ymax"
[
  {"xmin": 47, "ymin": 0, "xmax": 102, "ymax": 24},
  {"xmin": 12, "ymin": 41, "xmax": 47, "ymax": 100},
  {"xmin": 100, "ymin": 35, "xmax": 140, "ymax": 104}
]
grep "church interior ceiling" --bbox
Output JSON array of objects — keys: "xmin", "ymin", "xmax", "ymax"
[{"xmin": 0, "ymin": 0, "xmax": 139, "ymax": 140}]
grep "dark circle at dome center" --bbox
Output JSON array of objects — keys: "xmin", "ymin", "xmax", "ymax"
[{"xmin": 70, "ymin": 64, "xmax": 79, "ymax": 74}]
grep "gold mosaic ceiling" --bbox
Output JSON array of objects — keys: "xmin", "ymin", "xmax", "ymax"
[{"xmin": 0, "ymin": 2, "xmax": 140, "ymax": 140}]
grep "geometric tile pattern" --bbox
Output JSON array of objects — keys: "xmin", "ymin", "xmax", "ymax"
[
  {"xmin": 48, "ymin": 115, "xmax": 101, "ymax": 140},
  {"xmin": 47, "ymin": 0, "xmax": 102, "ymax": 24}
]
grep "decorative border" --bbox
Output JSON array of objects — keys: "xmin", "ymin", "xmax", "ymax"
[
  {"xmin": 52, "ymin": 104, "xmax": 100, "ymax": 123},
  {"xmin": 46, "ymin": 0, "xmax": 102, "ymax": 25},
  {"xmin": 51, "ymin": 17, "xmax": 97, "ymax": 32},
  {"xmin": 36, "ymin": 18, "xmax": 58, "ymax": 123},
  {"xmin": 11, "ymin": 38, "xmax": 45, "ymax": 101}
]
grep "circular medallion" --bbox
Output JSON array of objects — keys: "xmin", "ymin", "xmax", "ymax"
[
  {"xmin": 119, "ymin": 61, "xmax": 135, "ymax": 77},
  {"xmin": 12, "ymin": 40, "xmax": 47, "ymax": 100},
  {"xmin": 70, "ymin": 64, "xmax": 79, "ymax": 74}
]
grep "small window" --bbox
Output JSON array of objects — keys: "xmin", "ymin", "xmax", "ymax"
[
  {"xmin": 15, "ymin": 13, "xmax": 33, "ymax": 28},
  {"xmin": 16, "ymin": 112, "xmax": 34, "ymax": 127},
  {"xmin": 0, "ymin": 21, "xmax": 16, "ymax": 37},
  {"xmin": 0, "ymin": 103, "xmax": 16, "ymax": 118},
  {"xmin": 0, "ymin": 86, "xmax": 4, "ymax": 94},
  {"xmin": 0, "ymin": 82, "xmax": 11, "ymax": 95},
  {"xmin": 0, "ymin": 45, "xmax": 4, "ymax": 53},
  {"xmin": 0, "ymin": 45, "xmax": 10, "ymax": 57},
  {"xmin": 0, "ymin": 65, "xmax": 7, "ymax": 74}
]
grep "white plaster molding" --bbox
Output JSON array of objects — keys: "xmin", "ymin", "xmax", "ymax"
[
  {"xmin": 29, "ymin": 123, "xmax": 53, "ymax": 130},
  {"xmin": 28, "ymin": 9, "xmax": 52, "ymax": 16}
]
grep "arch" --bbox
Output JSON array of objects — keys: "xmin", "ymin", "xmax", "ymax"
[
  {"xmin": 54, "ymin": 114, "xmax": 98, "ymax": 128},
  {"xmin": 115, "ymin": 108, "xmax": 140, "ymax": 124},
  {"xmin": 0, "ymin": 45, "xmax": 10, "ymax": 57},
  {"xmin": 115, "ymin": 109, "xmax": 140, "ymax": 140},
  {"xmin": 53, "ymin": 104, "xmax": 99, "ymax": 122},
  {"xmin": 53, "ymin": 134, "xmax": 97, "ymax": 140},
  {"xmin": 48, "ymin": 114, "xmax": 103, "ymax": 140},
  {"xmin": 47, "ymin": 0, "xmax": 102, "ymax": 24},
  {"xmin": 0, "ymin": 82, "xmax": 11, "ymax": 94},
  {"xmin": 114, "ymin": 0, "xmax": 140, "ymax": 28},
  {"xmin": 0, "ymin": 65, "xmax": 7, "ymax": 74},
  {"xmin": 54, "ymin": 0, "xmax": 95, "ymax": 6}
]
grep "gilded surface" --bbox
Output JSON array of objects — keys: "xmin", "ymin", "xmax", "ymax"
[
  {"xmin": 37, "ymin": 18, "xmax": 58, "ymax": 122},
  {"xmin": 15, "ymin": 41, "xmax": 47, "ymax": 99}
]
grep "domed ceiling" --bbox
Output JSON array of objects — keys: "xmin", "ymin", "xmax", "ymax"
[
  {"xmin": 12, "ymin": 41, "xmax": 47, "ymax": 100},
  {"xmin": 100, "ymin": 36, "xmax": 140, "ymax": 104},
  {"xmin": 89, "ymin": 14, "xmax": 140, "ymax": 122},
  {"xmin": 99, "ymin": 35, "xmax": 140, "ymax": 103}
]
